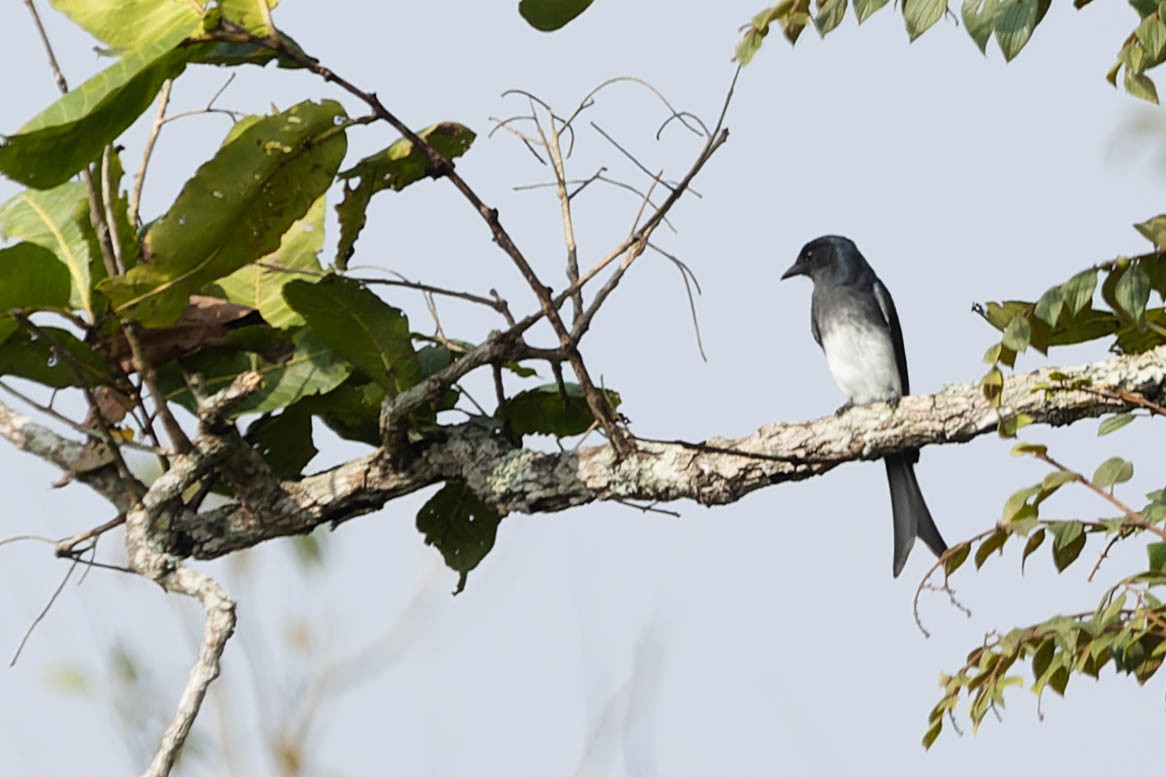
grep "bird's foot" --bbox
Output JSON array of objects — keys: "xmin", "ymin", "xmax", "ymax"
[{"xmin": 834, "ymin": 401, "xmax": 854, "ymax": 417}]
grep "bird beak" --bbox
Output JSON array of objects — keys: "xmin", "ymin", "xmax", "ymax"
[{"xmin": 781, "ymin": 262, "xmax": 805, "ymax": 280}]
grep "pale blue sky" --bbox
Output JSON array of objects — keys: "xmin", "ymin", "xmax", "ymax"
[{"xmin": 0, "ymin": 2, "xmax": 1162, "ymax": 775}]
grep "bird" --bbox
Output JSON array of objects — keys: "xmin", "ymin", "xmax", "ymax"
[{"xmin": 781, "ymin": 235, "xmax": 946, "ymax": 577}]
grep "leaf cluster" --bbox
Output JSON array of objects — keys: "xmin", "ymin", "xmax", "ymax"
[
  {"xmin": 735, "ymin": 1, "xmax": 1166, "ymax": 104},
  {"xmin": 0, "ymin": 1, "xmax": 627, "ymax": 591},
  {"xmin": 922, "ymin": 447, "xmax": 1166, "ymax": 746}
]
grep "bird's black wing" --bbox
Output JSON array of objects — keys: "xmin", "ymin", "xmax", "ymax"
[{"xmin": 872, "ymin": 278, "xmax": 909, "ymax": 395}]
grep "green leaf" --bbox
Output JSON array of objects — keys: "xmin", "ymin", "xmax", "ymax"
[
  {"xmin": 0, "ymin": 243, "xmax": 72, "ymax": 317},
  {"xmin": 518, "ymin": 0, "xmax": 594, "ymax": 30},
  {"xmin": 1050, "ymin": 521, "xmax": 1086, "ymax": 572},
  {"xmin": 962, "ymin": 0, "xmax": 1000, "ymax": 51},
  {"xmin": 283, "ymin": 275, "xmax": 420, "ymax": 394},
  {"xmin": 1098, "ymin": 412, "xmax": 1136, "ymax": 436},
  {"xmin": 48, "ymin": 0, "xmax": 204, "ymax": 51},
  {"xmin": 416, "ymin": 481, "xmax": 502, "ymax": 594},
  {"xmin": 814, "ymin": 0, "xmax": 848, "ymax": 34},
  {"xmin": 994, "ymin": 0, "xmax": 1038, "ymax": 61},
  {"xmin": 1032, "ymin": 286, "xmax": 1064, "ymax": 327},
  {"xmin": 1001, "ymin": 315, "xmax": 1031, "ymax": 352},
  {"xmin": 298, "ymin": 377, "xmax": 386, "ymax": 446},
  {"xmin": 1135, "ymin": 214, "xmax": 1166, "ymax": 249},
  {"xmin": 160, "ymin": 327, "xmax": 352, "ymax": 416},
  {"xmin": 1125, "ymin": 68, "xmax": 1160, "ymax": 103},
  {"xmin": 855, "ymin": 0, "xmax": 892, "ymax": 23},
  {"xmin": 1093, "ymin": 456, "xmax": 1134, "ymax": 488},
  {"xmin": 1148, "ymin": 542, "xmax": 1166, "ymax": 573},
  {"xmin": 904, "ymin": 0, "xmax": 946, "ymax": 41},
  {"xmin": 1031, "ymin": 637, "xmax": 1055, "ymax": 682},
  {"xmin": 0, "ymin": 327, "xmax": 112, "ymax": 389},
  {"xmin": 922, "ymin": 719, "xmax": 942, "ymax": 750},
  {"xmin": 0, "ymin": 183, "xmax": 96, "ymax": 314},
  {"xmin": 219, "ymin": 0, "xmax": 280, "ymax": 35},
  {"xmin": 334, "ymin": 122, "xmax": 475, "ymax": 268},
  {"xmin": 1115, "ymin": 262, "xmax": 1151, "ymax": 320},
  {"xmin": 975, "ymin": 529, "xmax": 1008, "ymax": 569},
  {"xmin": 1138, "ymin": 14, "xmax": 1166, "ymax": 60},
  {"xmin": 0, "ymin": 30, "xmax": 204, "ymax": 189},
  {"xmin": 1061, "ymin": 270, "xmax": 1098, "ymax": 315},
  {"xmin": 1021, "ymin": 528, "xmax": 1045, "ymax": 572},
  {"xmin": 944, "ymin": 543, "xmax": 970, "ymax": 575},
  {"xmin": 1003, "ymin": 484, "xmax": 1040, "ymax": 522},
  {"xmin": 505, "ymin": 383, "xmax": 622, "ymax": 437},
  {"xmin": 245, "ymin": 406, "xmax": 317, "ymax": 478},
  {"xmin": 208, "ymin": 195, "xmax": 326, "ymax": 328},
  {"xmin": 1010, "ymin": 442, "xmax": 1047, "ymax": 457},
  {"xmin": 100, "ymin": 100, "xmax": 348, "ymax": 325},
  {"xmin": 982, "ymin": 366, "xmax": 1004, "ymax": 406}
]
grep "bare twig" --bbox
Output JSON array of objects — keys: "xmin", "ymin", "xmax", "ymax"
[
  {"xmin": 649, "ymin": 243, "xmax": 707, "ymax": 361},
  {"xmin": 541, "ymin": 110, "xmax": 584, "ymax": 321},
  {"xmin": 131, "ymin": 78, "xmax": 174, "ymax": 227},
  {"xmin": 9, "ymin": 557, "xmax": 78, "ymax": 667},
  {"xmin": 1036, "ymin": 452, "xmax": 1166, "ymax": 542},
  {"xmin": 22, "ymin": 0, "xmax": 68, "ymax": 93}
]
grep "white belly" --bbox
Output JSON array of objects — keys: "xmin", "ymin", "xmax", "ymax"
[{"xmin": 820, "ymin": 324, "xmax": 902, "ymax": 404}]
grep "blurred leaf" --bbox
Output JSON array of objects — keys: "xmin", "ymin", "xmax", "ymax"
[
  {"xmin": 0, "ymin": 30, "xmax": 205, "ymax": 189},
  {"xmin": 904, "ymin": 0, "xmax": 946, "ymax": 41},
  {"xmin": 209, "ymin": 195, "xmax": 326, "ymax": 328},
  {"xmin": 1061, "ymin": 269, "xmax": 1098, "ymax": 315},
  {"xmin": 814, "ymin": 0, "xmax": 848, "ymax": 34},
  {"xmin": 518, "ymin": 0, "xmax": 594, "ymax": 30},
  {"xmin": 1050, "ymin": 521, "xmax": 1086, "ymax": 572},
  {"xmin": 1125, "ymin": 68, "xmax": 1160, "ymax": 104},
  {"xmin": 283, "ymin": 275, "xmax": 421, "ymax": 394},
  {"xmin": 505, "ymin": 383, "xmax": 622, "ymax": 437},
  {"xmin": 855, "ymin": 0, "xmax": 892, "ymax": 23},
  {"xmin": 100, "ymin": 100, "xmax": 348, "ymax": 325},
  {"xmin": 982, "ymin": 366, "xmax": 1004, "ymax": 405},
  {"xmin": 1135, "ymin": 214, "xmax": 1166, "ymax": 249},
  {"xmin": 1093, "ymin": 456, "xmax": 1134, "ymax": 488},
  {"xmin": 1148, "ymin": 542, "xmax": 1166, "ymax": 573},
  {"xmin": 944, "ymin": 543, "xmax": 971, "ymax": 575},
  {"xmin": 1138, "ymin": 14, "xmax": 1166, "ymax": 60},
  {"xmin": 962, "ymin": 0, "xmax": 1000, "ymax": 51},
  {"xmin": 994, "ymin": 0, "xmax": 1038, "ymax": 61},
  {"xmin": 290, "ymin": 532, "xmax": 326, "ymax": 569},
  {"xmin": 42, "ymin": 664, "xmax": 87, "ymax": 695},
  {"xmin": 416, "ymin": 481, "xmax": 502, "ymax": 594},
  {"xmin": 1021, "ymin": 528, "xmax": 1045, "ymax": 572},
  {"xmin": 0, "ymin": 183, "xmax": 95, "ymax": 314},
  {"xmin": 335, "ymin": 122, "xmax": 475, "ymax": 268},
  {"xmin": 1033, "ymin": 286, "xmax": 1064, "ymax": 326},
  {"xmin": 1002, "ymin": 314, "xmax": 1031, "ymax": 352},
  {"xmin": 1098, "ymin": 412, "xmax": 1136, "ymax": 436},
  {"xmin": 975, "ymin": 528, "xmax": 1008, "ymax": 569},
  {"xmin": 1115, "ymin": 262, "xmax": 1151, "ymax": 320}
]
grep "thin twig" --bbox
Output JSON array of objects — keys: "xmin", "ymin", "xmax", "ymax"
[
  {"xmin": 0, "ymin": 380, "xmax": 169, "ymax": 455},
  {"xmin": 649, "ymin": 243, "xmax": 707, "ymax": 361},
  {"xmin": 22, "ymin": 0, "xmax": 68, "ymax": 93},
  {"xmin": 1037, "ymin": 452, "xmax": 1166, "ymax": 541},
  {"xmin": 131, "ymin": 78, "xmax": 174, "ymax": 227},
  {"xmin": 540, "ymin": 108, "xmax": 584, "ymax": 321},
  {"xmin": 56, "ymin": 514, "xmax": 127, "ymax": 557},
  {"xmin": 590, "ymin": 121, "xmax": 675, "ymax": 192},
  {"xmin": 9, "ymin": 557, "xmax": 78, "ymax": 667}
]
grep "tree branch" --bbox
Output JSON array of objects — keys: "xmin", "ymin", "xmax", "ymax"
[{"xmin": 167, "ymin": 345, "xmax": 1166, "ymax": 560}]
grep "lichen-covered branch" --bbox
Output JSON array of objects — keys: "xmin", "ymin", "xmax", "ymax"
[{"xmin": 167, "ymin": 346, "xmax": 1166, "ymax": 559}]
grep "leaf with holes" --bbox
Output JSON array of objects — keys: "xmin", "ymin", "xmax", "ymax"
[
  {"xmin": 505, "ymin": 383, "xmax": 622, "ymax": 437},
  {"xmin": 334, "ymin": 122, "xmax": 475, "ymax": 268},
  {"xmin": 209, "ymin": 195, "xmax": 326, "ymax": 328},
  {"xmin": 416, "ymin": 481, "xmax": 502, "ymax": 594},
  {"xmin": 99, "ymin": 100, "xmax": 347, "ymax": 325}
]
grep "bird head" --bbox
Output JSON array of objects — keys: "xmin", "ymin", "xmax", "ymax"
[{"xmin": 781, "ymin": 234, "xmax": 867, "ymax": 284}]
